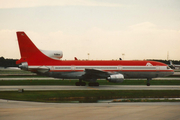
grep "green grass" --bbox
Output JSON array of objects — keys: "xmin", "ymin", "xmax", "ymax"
[
  {"xmin": 0, "ymin": 79, "xmax": 180, "ymax": 85},
  {"xmin": 112, "ymin": 99, "xmax": 180, "ymax": 102},
  {"xmin": 0, "ymin": 90, "xmax": 180, "ymax": 103}
]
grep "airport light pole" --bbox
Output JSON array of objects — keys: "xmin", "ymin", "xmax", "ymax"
[
  {"xmin": 122, "ymin": 53, "xmax": 125, "ymax": 60},
  {"xmin": 167, "ymin": 51, "xmax": 169, "ymax": 60},
  {"xmin": 88, "ymin": 53, "xmax": 90, "ymax": 60}
]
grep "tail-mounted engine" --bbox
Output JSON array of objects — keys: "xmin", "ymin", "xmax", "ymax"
[
  {"xmin": 41, "ymin": 50, "xmax": 63, "ymax": 59},
  {"xmin": 19, "ymin": 62, "xmax": 28, "ymax": 70},
  {"xmin": 107, "ymin": 74, "xmax": 124, "ymax": 83}
]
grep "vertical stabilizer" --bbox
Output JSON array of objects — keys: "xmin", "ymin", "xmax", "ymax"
[
  {"xmin": 169, "ymin": 61, "xmax": 175, "ymax": 69},
  {"xmin": 170, "ymin": 61, "xmax": 173, "ymax": 66},
  {"xmin": 16, "ymin": 32, "xmax": 49, "ymax": 64}
]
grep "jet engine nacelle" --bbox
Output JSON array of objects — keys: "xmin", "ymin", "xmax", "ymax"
[
  {"xmin": 19, "ymin": 62, "xmax": 28, "ymax": 70},
  {"xmin": 107, "ymin": 74, "xmax": 124, "ymax": 83},
  {"xmin": 41, "ymin": 50, "xmax": 63, "ymax": 59}
]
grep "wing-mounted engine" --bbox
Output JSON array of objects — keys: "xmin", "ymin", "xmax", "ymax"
[
  {"xmin": 107, "ymin": 74, "xmax": 124, "ymax": 83},
  {"xmin": 41, "ymin": 50, "xmax": 63, "ymax": 59}
]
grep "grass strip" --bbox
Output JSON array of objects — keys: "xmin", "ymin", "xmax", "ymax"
[
  {"xmin": 0, "ymin": 90, "xmax": 180, "ymax": 103},
  {"xmin": 1, "ymin": 80, "xmax": 180, "ymax": 85},
  {"xmin": 112, "ymin": 99, "xmax": 180, "ymax": 102},
  {"xmin": 0, "ymin": 75, "xmax": 45, "ymax": 78}
]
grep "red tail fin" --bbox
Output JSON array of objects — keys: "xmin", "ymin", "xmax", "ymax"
[{"xmin": 16, "ymin": 32, "xmax": 49, "ymax": 64}]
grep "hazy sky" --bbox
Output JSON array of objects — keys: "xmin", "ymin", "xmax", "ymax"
[{"xmin": 0, "ymin": 0, "xmax": 180, "ymax": 60}]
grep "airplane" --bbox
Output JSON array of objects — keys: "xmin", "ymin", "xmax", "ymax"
[{"xmin": 16, "ymin": 31, "xmax": 174, "ymax": 86}]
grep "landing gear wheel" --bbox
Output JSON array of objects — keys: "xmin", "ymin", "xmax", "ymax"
[
  {"xmin": 88, "ymin": 82, "xmax": 99, "ymax": 86},
  {"xmin": 75, "ymin": 82, "xmax": 86, "ymax": 86},
  {"xmin": 81, "ymin": 82, "xmax": 86, "ymax": 86},
  {"xmin": 88, "ymin": 83, "xmax": 92, "ymax": 86},
  {"xmin": 147, "ymin": 83, "xmax": 150, "ymax": 86},
  {"xmin": 146, "ymin": 78, "xmax": 151, "ymax": 86},
  {"xmin": 95, "ymin": 82, "xmax": 99, "ymax": 86},
  {"xmin": 75, "ymin": 82, "xmax": 80, "ymax": 86}
]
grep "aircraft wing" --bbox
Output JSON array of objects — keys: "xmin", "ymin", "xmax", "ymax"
[
  {"xmin": 81, "ymin": 68, "xmax": 124, "ymax": 83},
  {"xmin": 83, "ymin": 68, "xmax": 111, "ymax": 78}
]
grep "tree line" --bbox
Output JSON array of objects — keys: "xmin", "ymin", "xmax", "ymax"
[
  {"xmin": 147, "ymin": 59, "xmax": 180, "ymax": 65},
  {"xmin": 0, "ymin": 57, "xmax": 18, "ymax": 68}
]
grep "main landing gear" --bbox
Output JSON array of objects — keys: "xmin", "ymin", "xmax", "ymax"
[
  {"xmin": 75, "ymin": 79, "xmax": 99, "ymax": 86},
  {"xmin": 75, "ymin": 79, "xmax": 86, "ymax": 86},
  {"xmin": 88, "ymin": 82, "xmax": 99, "ymax": 86},
  {"xmin": 147, "ymin": 78, "xmax": 152, "ymax": 86}
]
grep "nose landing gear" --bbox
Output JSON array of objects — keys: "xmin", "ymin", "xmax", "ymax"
[{"xmin": 147, "ymin": 78, "xmax": 152, "ymax": 86}]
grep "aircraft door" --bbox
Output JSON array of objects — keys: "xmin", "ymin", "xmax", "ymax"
[
  {"xmin": 118, "ymin": 66, "xmax": 122, "ymax": 71},
  {"xmin": 156, "ymin": 66, "xmax": 160, "ymax": 72},
  {"xmin": 71, "ymin": 65, "xmax": 75, "ymax": 71}
]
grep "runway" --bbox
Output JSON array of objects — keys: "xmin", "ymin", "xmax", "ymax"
[
  {"xmin": 1, "ymin": 85, "xmax": 180, "ymax": 91},
  {"xmin": 0, "ymin": 99, "xmax": 180, "ymax": 120}
]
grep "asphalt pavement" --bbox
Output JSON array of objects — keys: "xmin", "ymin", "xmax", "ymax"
[
  {"xmin": 1, "ymin": 85, "xmax": 180, "ymax": 91},
  {"xmin": 0, "ymin": 99, "xmax": 180, "ymax": 120}
]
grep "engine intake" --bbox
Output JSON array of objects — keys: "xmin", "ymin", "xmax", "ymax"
[
  {"xmin": 19, "ymin": 62, "xmax": 28, "ymax": 70},
  {"xmin": 107, "ymin": 74, "xmax": 124, "ymax": 83},
  {"xmin": 41, "ymin": 50, "xmax": 63, "ymax": 59}
]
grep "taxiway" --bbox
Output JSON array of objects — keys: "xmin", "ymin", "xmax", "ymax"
[
  {"xmin": 0, "ymin": 99, "xmax": 180, "ymax": 120},
  {"xmin": 0, "ymin": 85, "xmax": 180, "ymax": 91}
]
